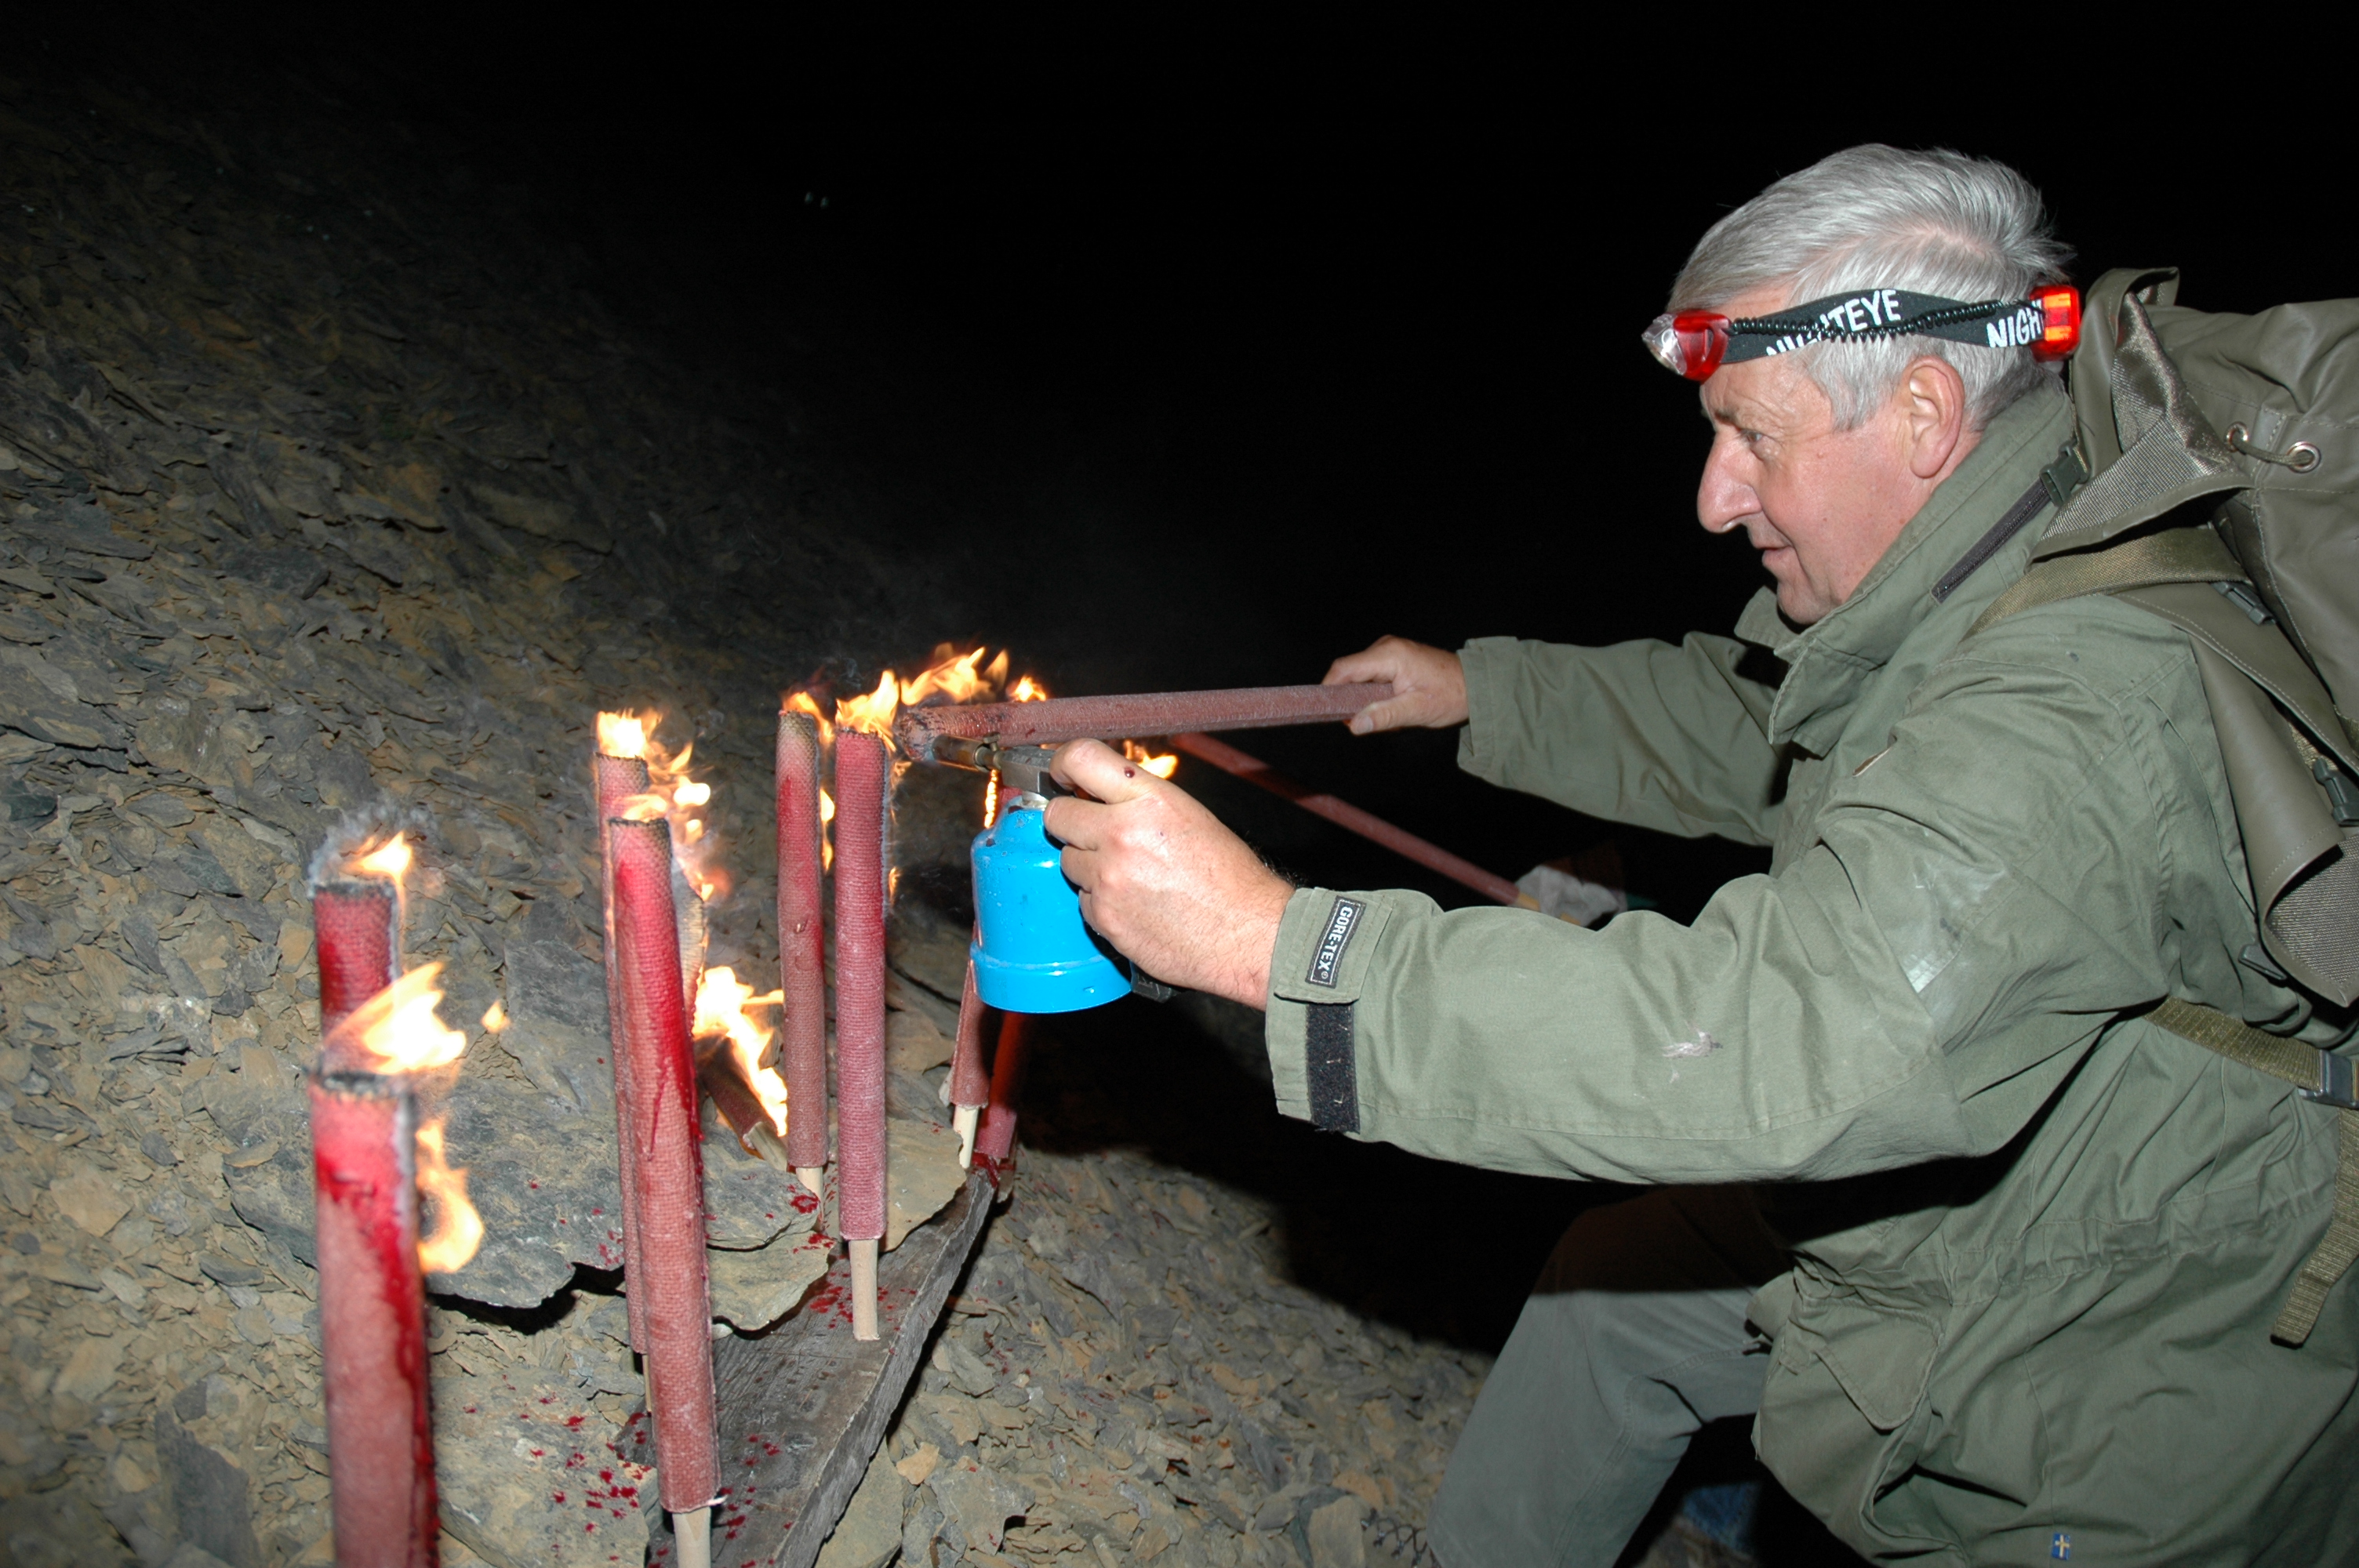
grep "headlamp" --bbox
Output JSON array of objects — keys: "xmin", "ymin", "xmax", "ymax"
[{"xmin": 1644, "ymin": 284, "xmax": 2081, "ymax": 380}]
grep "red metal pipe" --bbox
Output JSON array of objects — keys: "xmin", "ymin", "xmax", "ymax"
[
  {"xmin": 314, "ymin": 880, "xmax": 396, "ymax": 1053},
  {"xmin": 975, "ymin": 1011, "xmax": 1032, "ymax": 1170},
  {"xmin": 1172, "ymin": 731, "xmax": 1527, "ymax": 906},
  {"xmin": 605, "ymin": 818, "xmax": 719, "ymax": 1515},
  {"xmin": 832, "ymin": 731, "xmax": 890, "ymax": 1247},
  {"xmin": 895, "ymin": 681, "xmax": 1394, "ymax": 760},
  {"xmin": 775, "ymin": 712, "xmax": 830, "ymax": 1175},
  {"xmin": 594, "ymin": 753, "xmax": 653, "ymax": 1356},
  {"xmin": 309, "ymin": 1071, "xmax": 437, "ymax": 1568}
]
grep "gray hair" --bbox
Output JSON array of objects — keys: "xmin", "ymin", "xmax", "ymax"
[{"xmin": 1670, "ymin": 145, "xmax": 2072, "ymax": 429}]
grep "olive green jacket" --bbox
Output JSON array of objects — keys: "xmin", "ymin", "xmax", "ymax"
[{"xmin": 1263, "ymin": 386, "xmax": 2359, "ymax": 1564}]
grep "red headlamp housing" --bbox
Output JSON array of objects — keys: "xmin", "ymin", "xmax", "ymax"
[{"xmin": 2029, "ymin": 284, "xmax": 2081, "ymax": 361}]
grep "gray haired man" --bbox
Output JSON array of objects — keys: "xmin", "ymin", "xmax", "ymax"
[{"xmin": 1046, "ymin": 145, "xmax": 2358, "ymax": 1564}]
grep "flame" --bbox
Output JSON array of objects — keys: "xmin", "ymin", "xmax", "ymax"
[
  {"xmin": 480, "ymin": 1000, "xmax": 507, "ymax": 1033},
  {"xmin": 782, "ymin": 689, "xmax": 834, "ymax": 746},
  {"xmin": 329, "ymin": 963, "xmax": 469, "ymax": 1074},
  {"xmin": 832, "ymin": 648, "xmax": 1049, "ymax": 742},
  {"xmin": 835, "ymin": 670, "xmax": 900, "ymax": 739},
  {"xmin": 693, "ymin": 966, "xmax": 788, "ymax": 1138},
  {"xmin": 597, "ymin": 711, "xmax": 648, "ymax": 759},
  {"xmin": 413, "ymin": 1118, "xmax": 483, "ymax": 1274},
  {"xmin": 819, "ymin": 786, "xmax": 835, "ymax": 872},
  {"xmin": 1123, "ymin": 740, "xmax": 1180, "ymax": 779},
  {"xmin": 983, "ymin": 770, "xmax": 998, "ymax": 828},
  {"xmin": 597, "ymin": 710, "xmax": 726, "ymax": 902},
  {"xmin": 352, "ymin": 832, "xmax": 413, "ymax": 881}
]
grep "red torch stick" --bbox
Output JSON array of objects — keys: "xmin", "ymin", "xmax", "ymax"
[
  {"xmin": 832, "ymin": 729, "xmax": 890, "ymax": 1341},
  {"xmin": 310, "ymin": 1070, "xmax": 436, "ymax": 1568},
  {"xmin": 974, "ymin": 1011, "xmax": 1032, "ymax": 1173},
  {"xmin": 594, "ymin": 750, "xmax": 654, "ymax": 1358},
  {"xmin": 314, "ymin": 880, "xmax": 396, "ymax": 1046},
  {"xmin": 310, "ymin": 872, "xmax": 437, "ymax": 1568},
  {"xmin": 606, "ymin": 818, "xmax": 720, "ymax": 1566},
  {"xmin": 948, "ymin": 958, "xmax": 990, "ymax": 1169},
  {"xmin": 776, "ymin": 710, "xmax": 830, "ymax": 1196}
]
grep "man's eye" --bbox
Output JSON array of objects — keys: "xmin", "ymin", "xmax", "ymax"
[{"xmin": 1740, "ymin": 428, "xmax": 1767, "ymax": 446}]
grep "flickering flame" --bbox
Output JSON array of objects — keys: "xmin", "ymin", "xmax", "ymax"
[
  {"xmin": 1123, "ymin": 740, "xmax": 1180, "ymax": 779},
  {"xmin": 334, "ymin": 963, "xmax": 469, "ymax": 1074},
  {"xmin": 833, "ymin": 647, "xmax": 1049, "ymax": 742},
  {"xmin": 983, "ymin": 770, "xmax": 998, "ymax": 828},
  {"xmin": 598, "ymin": 710, "xmax": 727, "ymax": 901},
  {"xmin": 480, "ymin": 1000, "xmax": 507, "ymax": 1033},
  {"xmin": 782, "ymin": 689, "xmax": 834, "ymax": 746},
  {"xmin": 597, "ymin": 711, "xmax": 648, "ymax": 759},
  {"xmin": 835, "ymin": 670, "xmax": 901, "ymax": 738},
  {"xmin": 692, "ymin": 966, "xmax": 788, "ymax": 1138},
  {"xmin": 413, "ymin": 1119, "xmax": 483, "ymax": 1274},
  {"xmin": 352, "ymin": 832, "xmax": 413, "ymax": 881},
  {"xmin": 819, "ymin": 786, "xmax": 835, "ymax": 872},
  {"xmin": 615, "ymin": 792, "xmax": 668, "ymax": 822}
]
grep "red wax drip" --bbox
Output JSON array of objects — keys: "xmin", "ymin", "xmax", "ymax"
[
  {"xmin": 595, "ymin": 751, "xmax": 655, "ymax": 1357},
  {"xmin": 894, "ymin": 681, "xmax": 1394, "ymax": 758},
  {"xmin": 976, "ymin": 1011, "xmax": 1032, "ymax": 1168},
  {"xmin": 775, "ymin": 713, "xmax": 830, "ymax": 1171},
  {"xmin": 832, "ymin": 731, "xmax": 889, "ymax": 1243},
  {"xmin": 310, "ymin": 1075, "xmax": 438, "ymax": 1568},
  {"xmin": 314, "ymin": 880, "xmax": 396, "ymax": 1054},
  {"xmin": 607, "ymin": 817, "xmax": 720, "ymax": 1512},
  {"xmin": 948, "ymin": 955, "xmax": 990, "ymax": 1110}
]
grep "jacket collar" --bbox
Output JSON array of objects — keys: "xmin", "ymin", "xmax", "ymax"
[{"xmin": 1734, "ymin": 383, "xmax": 2076, "ymax": 752}]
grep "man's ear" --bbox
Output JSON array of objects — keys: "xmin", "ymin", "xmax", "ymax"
[{"xmin": 1900, "ymin": 356, "xmax": 1968, "ymax": 481}]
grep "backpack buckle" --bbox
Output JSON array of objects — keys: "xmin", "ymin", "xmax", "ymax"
[{"xmin": 2300, "ymin": 1051, "xmax": 2359, "ymax": 1112}]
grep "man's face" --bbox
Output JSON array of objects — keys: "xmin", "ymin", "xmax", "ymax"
[{"xmin": 1694, "ymin": 286, "xmax": 1936, "ymax": 625}]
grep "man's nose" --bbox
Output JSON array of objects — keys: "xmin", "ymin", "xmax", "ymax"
[{"xmin": 1696, "ymin": 441, "xmax": 1753, "ymax": 535}]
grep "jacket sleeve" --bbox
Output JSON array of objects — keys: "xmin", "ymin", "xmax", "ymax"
[
  {"xmin": 1456, "ymin": 628, "xmax": 1784, "ymax": 846},
  {"xmin": 1271, "ymin": 627, "xmax": 2194, "ymax": 1183}
]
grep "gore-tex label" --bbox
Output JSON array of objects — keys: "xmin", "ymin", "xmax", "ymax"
[{"xmin": 1307, "ymin": 898, "xmax": 1364, "ymax": 988}]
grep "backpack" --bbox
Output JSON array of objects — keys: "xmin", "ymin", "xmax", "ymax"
[{"xmin": 1973, "ymin": 267, "xmax": 2359, "ymax": 1344}]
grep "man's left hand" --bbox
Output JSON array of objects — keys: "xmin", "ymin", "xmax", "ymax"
[{"xmin": 1044, "ymin": 739, "xmax": 1292, "ymax": 1010}]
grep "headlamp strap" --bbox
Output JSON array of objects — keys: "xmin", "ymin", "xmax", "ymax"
[{"xmin": 1725, "ymin": 289, "xmax": 2050, "ymax": 364}]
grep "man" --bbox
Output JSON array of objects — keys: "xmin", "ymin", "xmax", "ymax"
[{"xmin": 1044, "ymin": 147, "xmax": 2359, "ymax": 1565}]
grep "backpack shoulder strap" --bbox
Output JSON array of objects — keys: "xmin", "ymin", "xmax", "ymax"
[{"xmin": 2146, "ymin": 999, "xmax": 2359, "ymax": 1347}]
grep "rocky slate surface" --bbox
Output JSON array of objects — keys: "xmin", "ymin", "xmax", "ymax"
[{"xmin": 0, "ymin": 62, "xmax": 1518, "ymax": 1568}]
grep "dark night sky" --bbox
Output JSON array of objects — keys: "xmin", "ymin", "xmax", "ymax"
[{"xmin": 51, "ymin": 16, "xmax": 2350, "ymax": 908}]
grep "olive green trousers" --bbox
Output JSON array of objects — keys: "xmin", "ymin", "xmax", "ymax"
[{"xmin": 1428, "ymin": 1189, "xmax": 1787, "ymax": 1568}]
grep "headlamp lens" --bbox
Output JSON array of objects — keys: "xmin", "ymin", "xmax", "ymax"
[
  {"xmin": 2030, "ymin": 285, "xmax": 2081, "ymax": 361},
  {"xmin": 1642, "ymin": 310, "xmax": 1732, "ymax": 381}
]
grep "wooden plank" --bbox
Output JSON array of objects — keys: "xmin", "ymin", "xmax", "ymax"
[{"xmin": 634, "ymin": 1172, "xmax": 996, "ymax": 1567}]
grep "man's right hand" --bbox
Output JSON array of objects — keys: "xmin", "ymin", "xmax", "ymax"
[{"xmin": 1325, "ymin": 636, "xmax": 1468, "ymax": 735}]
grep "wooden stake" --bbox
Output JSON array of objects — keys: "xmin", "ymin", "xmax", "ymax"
[
  {"xmin": 794, "ymin": 1165, "xmax": 823, "ymax": 1196},
  {"xmin": 673, "ymin": 1504, "xmax": 711, "ymax": 1568},
  {"xmin": 952, "ymin": 1105, "xmax": 980, "ymax": 1170},
  {"xmin": 850, "ymin": 1237, "xmax": 880, "ymax": 1341}
]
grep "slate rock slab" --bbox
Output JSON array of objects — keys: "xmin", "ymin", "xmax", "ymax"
[{"xmin": 434, "ymin": 1364, "xmax": 651, "ymax": 1568}]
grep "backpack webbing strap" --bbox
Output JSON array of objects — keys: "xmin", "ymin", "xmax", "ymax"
[
  {"xmin": 1968, "ymin": 525, "xmax": 2243, "ymax": 639},
  {"xmin": 2148, "ymin": 997, "xmax": 2359, "ymax": 1345}
]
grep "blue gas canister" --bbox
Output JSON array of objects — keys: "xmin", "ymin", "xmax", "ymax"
[{"xmin": 969, "ymin": 805, "xmax": 1132, "ymax": 1014}]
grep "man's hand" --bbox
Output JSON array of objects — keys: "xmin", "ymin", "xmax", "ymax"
[
  {"xmin": 1043, "ymin": 739, "xmax": 1292, "ymax": 1010},
  {"xmin": 1325, "ymin": 636, "xmax": 1468, "ymax": 734}
]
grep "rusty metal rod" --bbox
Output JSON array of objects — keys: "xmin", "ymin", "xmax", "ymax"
[
  {"xmin": 896, "ymin": 682, "xmax": 1394, "ymax": 760},
  {"xmin": 1170, "ymin": 731, "xmax": 1528, "ymax": 907}
]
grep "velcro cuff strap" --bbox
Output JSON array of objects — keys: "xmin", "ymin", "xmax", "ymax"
[{"xmin": 1305, "ymin": 1003, "xmax": 1358, "ymax": 1133}]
